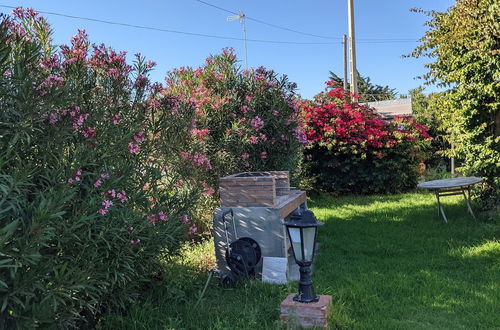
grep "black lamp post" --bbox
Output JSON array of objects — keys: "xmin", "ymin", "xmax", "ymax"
[{"xmin": 284, "ymin": 209, "xmax": 323, "ymax": 303}]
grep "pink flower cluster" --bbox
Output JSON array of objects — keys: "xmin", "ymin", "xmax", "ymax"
[
  {"xmin": 180, "ymin": 152, "xmax": 212, "ymax": 170},
  {"xmin": 201, "ymin": 181, "xmax": 215, "ymax": 196},
  {"xmin": 128, "ymin": 130, "xmax": 145, "ymax": 154},
  {"xmin": 147, "ymin": 211, "xmax": 168, "ymax": 226},
  {"xmin": 67, "ymin": 169, "xmax": 82, "ymax": 183},
  {"xmin": 97, "ymin": 199, "xmax": 113, "ymax": 215},
  {"xmin": 60, "ymin": 29, "xmax": 89, "ymax": 63},
  {"xmin": 107, "ymin": 189, "xmax": 128, "ymax": 203},
  {"xmin": 250, "ymin": 116, "xmax": 264, "ymax": 131},
  {"xmin": 44, "ymin": 106, "xmax": 97, "ymax": 140},
  {"xmin": 93, "ymin": 172, "xmax": 109, "ymax": 187},
  {"xmin": 179, "ymin": 214, "xmax": 197, "ymax": 235},
  {"xmin": 189, "ymin": 127, "xmax": 210, "ymax": 140},
  {"xmin": 88, "ymin": 43, "xmax": 132, "ymax": 79},
  {"xmin": 36, "ymin": 74, "xmax": 64, "ymax": 95},
  {"xmin": 111, "ymin": 114, "xmax": 121, "ymax": 125}
]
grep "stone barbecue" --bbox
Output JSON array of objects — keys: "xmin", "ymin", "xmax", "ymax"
[{"xmin": 214, "ymin": 171, "xmax": 308, "ymax": 282}]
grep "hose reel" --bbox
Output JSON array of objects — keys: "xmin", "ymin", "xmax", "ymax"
[{"xmin": 218, "ymin": 209, "xmax": 261, "ymax": 287}]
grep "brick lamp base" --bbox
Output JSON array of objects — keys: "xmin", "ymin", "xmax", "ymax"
[{"xmin": 280, "ymin": 294, "xmax": 332, "ymax": 329}]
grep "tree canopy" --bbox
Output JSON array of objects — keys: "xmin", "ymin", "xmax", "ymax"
[
  {"xmin": 328, "ymin": 71, "xmax": 397, "ymax": 102},
  {"xmin": 410, "ymin": 0, "xmax": 499, "ymax": 208}
]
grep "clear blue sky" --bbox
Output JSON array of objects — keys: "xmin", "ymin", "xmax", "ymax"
[{"xmin": 0, "ymin": 0, "xmax": 454, "ymax": 99}]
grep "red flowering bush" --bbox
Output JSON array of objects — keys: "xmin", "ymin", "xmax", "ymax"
[
  {"xmin": 300, "ymin": 82, "xmax": 431, "ymax": 194},
  {"xmin": 0, "ymin": 10, "xmax": 200, "ymax": 328},
  {"xmin": 160, "ymin": 49, "xmax": 305, "ymax": 193}
]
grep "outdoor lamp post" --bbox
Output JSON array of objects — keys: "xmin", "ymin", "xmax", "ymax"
[{"xmin": 284, "ymin": 209, "xmax": 323, "ymax": 303}]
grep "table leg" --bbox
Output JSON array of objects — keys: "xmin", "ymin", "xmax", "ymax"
[
  {"xmin": 436, "ymin": 192, "xmax": 448, "ymax": 223},
  {"xmin": 463, "ymin": 186, "xmax": 476, "ymax": 219}
]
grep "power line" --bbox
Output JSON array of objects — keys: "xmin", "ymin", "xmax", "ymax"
[
  {"xmin": 194, "ymin": 0, "xmax": 339, "ymax": 40},
  {"xmin": 0, "ymin": 4, "xmax": 418, "ymax": 44},
  {"xmin": 193, "ymin": 0, "xmax": 419, "ymax": 43},
  {"xmin": 0, "ymin": 4, "xmax": 339, "ymax": 45}
]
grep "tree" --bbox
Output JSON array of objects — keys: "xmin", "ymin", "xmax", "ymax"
[
  {"xmin": 328, "ymin": 71, "xmax": 397, "ymax": 102},
  {"xmin": 410, "ymin": 0, "xmax": 499, "ymax": 209}
]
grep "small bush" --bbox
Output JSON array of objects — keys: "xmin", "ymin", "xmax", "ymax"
[{"xmin": 300, "ymin": 82, "xmax": 432, "ymax": 195}]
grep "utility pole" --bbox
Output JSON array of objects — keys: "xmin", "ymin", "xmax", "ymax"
[
  {"xmin": 347, "ymin": 0, "xmax": 358, "ymax": 96},
  {"xmin": 342, "ymin": 34, "xmax": 348, "ymax": 91}
]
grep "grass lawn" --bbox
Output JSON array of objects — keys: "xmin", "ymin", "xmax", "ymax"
[{"xmin": 99, "ymin": 192, "xmax": 500, "ymax": 329}]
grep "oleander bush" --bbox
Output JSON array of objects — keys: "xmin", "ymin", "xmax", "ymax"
[
  {"xmin": 0, "ymin": 9, "xmax": 200, "ymax": 328},
  {"xmin": 300, "ymin": 82, "xmax": 432, "ymax": 195},
  {"xmin": 161, "ymin": 49, "xmax": 306, "ymax": 193}
]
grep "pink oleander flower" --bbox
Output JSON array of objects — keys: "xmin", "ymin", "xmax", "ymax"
[
  {"xmin": 117, "ymin": 191, "xmax": 128, "ymax": 203},
  {"xmin": 241, "ymin": 153, "xmax": 250, "ymax": 159},
  {"xmin": 75, "ymin": 169, "xmax": 82, "ymax": 176},
  {"xmin": 188, "ymin": 224, "xmax": 198, "ymax": 234},
  {"xmin": 129, "ymin": 239, "xmax": 141, "ymax": 245},
  {"xmin": 204, "ymin": 186, "xmax": 215, "ymax": 196},
  {"xmin": 94, "ymin": 179, "xmax": 102, "ymax": 187},
  {"xmin": 190, "ymin": 128, "xmax": 210, "ymax": 139},
  {"xmin": 128, "ymin": 142, "xmax": 140, "ymax": 154},
  {"xmin": 241, "ymin": 105, "xmax": 249, "ymax": 114},
  {"xmin": 74, "ymin": 176, "xmax": 81, "ymax": 182},
  {"xmin": 192, "ymin": 153, "xmax": 212, "ymax": 169},
  {"xmin": 181, "ymin": 215, "xmax": 190, "ymax": 224},
  {"xmin": 68, "ymin": 178, "xmax": 73, "ymax": 183},
  {"xmin": 250, "ymin": 116, "xmax": 264, "ymax": 131},
  {"xmin": 97, "ymin": 208, "xmax": 108, "ymax": 215},
  {"xmin": 158, "ymin": 211, "xmax": 168, "ymax": 222},
  {"xmin": 107, "ymin": 189, "xmax": 116, "ymax": 198},
  {"xmin": 147, "ymin": 214, "xmax": 158, "ymax": 226},
  {"xmin": 100, "ymin": 173, "xmax": 109, "ymax": 179},
  {"xmin": 49, "ymin": 113, "xmax": 59, "ymax": 124},
  {"xmin": 73, "ymin": 114, "xmax": 89, "ymax": 129},
  {"xmin": 102, "ymin": 200, "xmax": 113, "ymax": 209},
  {"xmin": 261, "ymin": 151, "xmax": 267, "ymax": 159},
  {"xmin": 82, "ymin": 127, "xmax": 96, "ymax": 139},
  {"xmin": 111, "ymin": 114, "xmax": 121, "ymax": 125},
  {"xmin": 272, "ymin": 110, "xmax": 279, "ymax": 116},
  {"xmin": 134, "ymin": 130, "xmax": 145, "ymax": 143},
  {"xmin": 180, "ymin": 152, "xmax": 191, "ymax": 160},
  {"xmin": 249, "ymin": 136, "xmax": 259, "ymax": 144},
  {"xmin": 259, "ymin": 133, "xmax": 267, "ymax": 142}
]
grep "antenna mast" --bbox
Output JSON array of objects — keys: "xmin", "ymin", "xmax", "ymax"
[{"xmin": 227, "ymin": 10, "xmax": 248, "ymax": 70}]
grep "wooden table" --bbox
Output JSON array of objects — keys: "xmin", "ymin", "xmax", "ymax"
[{"xmin": 417, "ymin": 177, "xmax": 483, "ymax": 223}]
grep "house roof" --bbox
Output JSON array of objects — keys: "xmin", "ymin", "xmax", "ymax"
[{"xmin": 367, "ymin": 98, "xmax": 412, "ymax": 120}]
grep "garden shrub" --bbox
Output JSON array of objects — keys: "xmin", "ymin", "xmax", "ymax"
[
  {"xmin": 0, "ymin": 9, "xmax": 200, "ymax": 328},
  {"xmin": 161, "ymin": 49, "xmax": 305, "ymax": 192},
  {"xmin": 156, "ymin": 49, "xmax": 306, "ymax": 236},
  {"xmin": 300, "ymin": 82, "xmax": 431, "ymax": 195}
]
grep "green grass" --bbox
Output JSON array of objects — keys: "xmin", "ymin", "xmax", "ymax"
[{"xmin": 99, "ymin": 192, "xmax": 500, "ymax": 329}]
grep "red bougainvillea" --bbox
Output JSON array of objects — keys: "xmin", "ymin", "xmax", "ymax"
[{"xmin": 299, "ymin": 81, "xmax": 431, "ymax": 194}]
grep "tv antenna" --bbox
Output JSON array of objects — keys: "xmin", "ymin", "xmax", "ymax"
[{"xmin": 227, "ymin": 10, "xmax": 248, "ymax": 70}]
